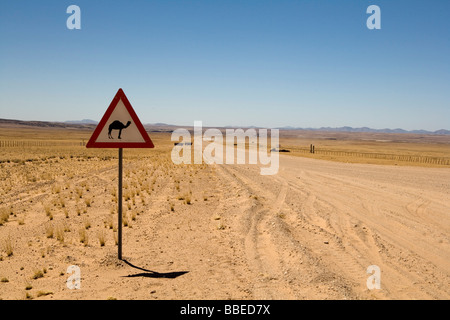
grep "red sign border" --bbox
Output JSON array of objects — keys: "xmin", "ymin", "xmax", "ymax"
[{"xmin": 86, "ymin": 88, "xmax": 154, "ymax": 148}]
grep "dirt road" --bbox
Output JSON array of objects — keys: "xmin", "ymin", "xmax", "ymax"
[
  {"xmin": 111, "ymin": 155, "xmax": 450, "ymax": 300},
  {"xmin": 210, "ymin": 155, "xmax": 450, "ymax": 299}
]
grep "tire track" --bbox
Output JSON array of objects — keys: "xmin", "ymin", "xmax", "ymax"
[
  {"xmin": 217, "ymin": 164, "xmax": 362, "ymax": 299},
  {"xmin": 216, "ymin": 165, "xmax": 298, "ymax": 299}
]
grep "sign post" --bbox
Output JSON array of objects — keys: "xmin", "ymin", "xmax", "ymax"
[
  {"xmin": 118, "ymin": 148, "xmax": 123, "ymax": 259},
  {"xmin": 87, "ymin": 88, "xmax": 154, "ymax": 260}
]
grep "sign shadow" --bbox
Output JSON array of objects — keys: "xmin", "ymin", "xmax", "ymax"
[{"xmin": 122, "ymin": 259, "xmax": 188, "ymax": 279}]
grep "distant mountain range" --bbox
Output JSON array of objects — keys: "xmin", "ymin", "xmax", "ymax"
[
  {"xmin": 275, "ymin": 126, "xmax": 450, "ymax": 135},
  {"xmin": 0, "ymin": 118, "xmax": 448, "ymax": 135},
  {"xmin": 65, "ymin": 119, "xmax": 98, "ymax": 125}
]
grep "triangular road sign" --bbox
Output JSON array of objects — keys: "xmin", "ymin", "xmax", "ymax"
[{"xmin": 86, "ymin": 88, "xmax": 154, "ymax": 148}]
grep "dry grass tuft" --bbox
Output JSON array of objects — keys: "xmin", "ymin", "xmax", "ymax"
[
  {"xmin": 45, "ymin": 224, "xmax": 54, "ymax": 238},
  {"xmin": 55, "ymin": 224, "xmax": 64, "ymax": 243},
  {"xmin": 98, "ymin": 229, "xmax": 106, "ymax": 247},
  {"xmin": 83, "ymin": 217, "xmax": 91, "ymax": 230},
  {"xmin": 0, "ymin": 208, "xmax": 9, "ymax": 225},
  {"xmin": 36, "ymin": 290, "xmax": 53, "ymax": 297},
  {"xmin": 2, "ymin": 235, "xmax": 13, "ymax": 256},
  {"xmin": 185, "ymin": 194, "xmax": 192, "ymax": 205},
  {"xmin": 79, "ymin": 228, "xmax": 88, "ymax": 245},
  {"xmin": 32, "ymin": 270, "xmax": 44, "ymax": 280}
]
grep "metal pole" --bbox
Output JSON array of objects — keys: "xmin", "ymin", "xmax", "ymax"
[{"xmin": 118, "ymin": 148, "xmax": 123, "ymax": 260}]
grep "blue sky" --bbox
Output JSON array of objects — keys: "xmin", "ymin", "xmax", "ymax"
[{"xmin": 0, "ymin": 0, "xmax": 449, "ymax": 130}]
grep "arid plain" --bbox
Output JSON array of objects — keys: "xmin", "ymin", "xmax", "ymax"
[{"xmin": 0, "ymin": 122, "xmax": 449, "ymax": 300}]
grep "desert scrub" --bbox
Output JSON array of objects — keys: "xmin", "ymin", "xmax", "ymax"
[
  {"xmin": 98, "ymin": 230, "xmax": 106, "ymax": 247},
  {"xmin": 217, "ymin": 221, "xmax": 226, "ymax": 230},
  {"xmin": 36, "ymin": 290, "xmax": 53, "ymax": 297},
  {"xmin": 79, "ymin": 228, "xmax": 88, "ymax": 245},
  {"xmin": 106, "ymin": 216, "xmax": 114, "ymax": 229},
  {"xmin": 2, "ymin": 235, "xmax": 13, "ymax": 256},
  {"xmin": 18, "ymin": 216, "xmax": 25, "ymax": 225},
  {"xmin": 55, "ymin": 224, "xmax": 64, "ymax": 243},
  {"xmin": 0, "ymin": 208, "xmax": 9, "ymax": 225},
  {"xmin": 185, "ymin": 194, "xmax": 192, "ymax": 205},
  {"xmin": 83, "ymin": 217, "xmax": 91, "ymax": 230},
  {"xmin": 43, "ymin": 203, "xmax": 51, "ymax": 217},
  {"xmin": 76, "ymin": 187, "xmax": 83, "ymax": 199},
  {"xmin": 32, "ymin": 270, "xmax": 44, "ymax": 280},
  {"xmin": 45, "ymin": 224, "xmax": 54, "ymax": 238},
  {"xmin": 52, "ymin": 185, "xmax": 61, "ymax": 194},
  {"xmin": 277, "ymin": 212, "xmax": 286, "ymax": 219}
]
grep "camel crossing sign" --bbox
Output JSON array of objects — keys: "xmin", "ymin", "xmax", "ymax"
[
  {"xmin": 86, "ymin": 88, "xmax": 154, "ymax": 148},
  {"xmin": 86, "ymin": 88, "xmax": 154, "ymax": 260}
]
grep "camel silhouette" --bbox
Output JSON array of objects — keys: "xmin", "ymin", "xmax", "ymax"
[{"xmin": 108, "ymin": 120, "xmax": 131, "ymax": 139}]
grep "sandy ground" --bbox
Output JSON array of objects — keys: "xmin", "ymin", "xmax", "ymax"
[{"xmin": 0, "ymin": 153, "xmax": 449, "ymax": 300}]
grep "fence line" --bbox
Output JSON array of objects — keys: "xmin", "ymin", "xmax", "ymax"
[
  {"xmin": 2, "ymin": 140, "xmax": 449, "ymax": 165},
  {"xmin": 0, "ymin": 140, "xmax": 86, "ymax": 147},
  {"xmin": 289, "ymin": 147, "xmax": 450, "ymax": 165}
]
